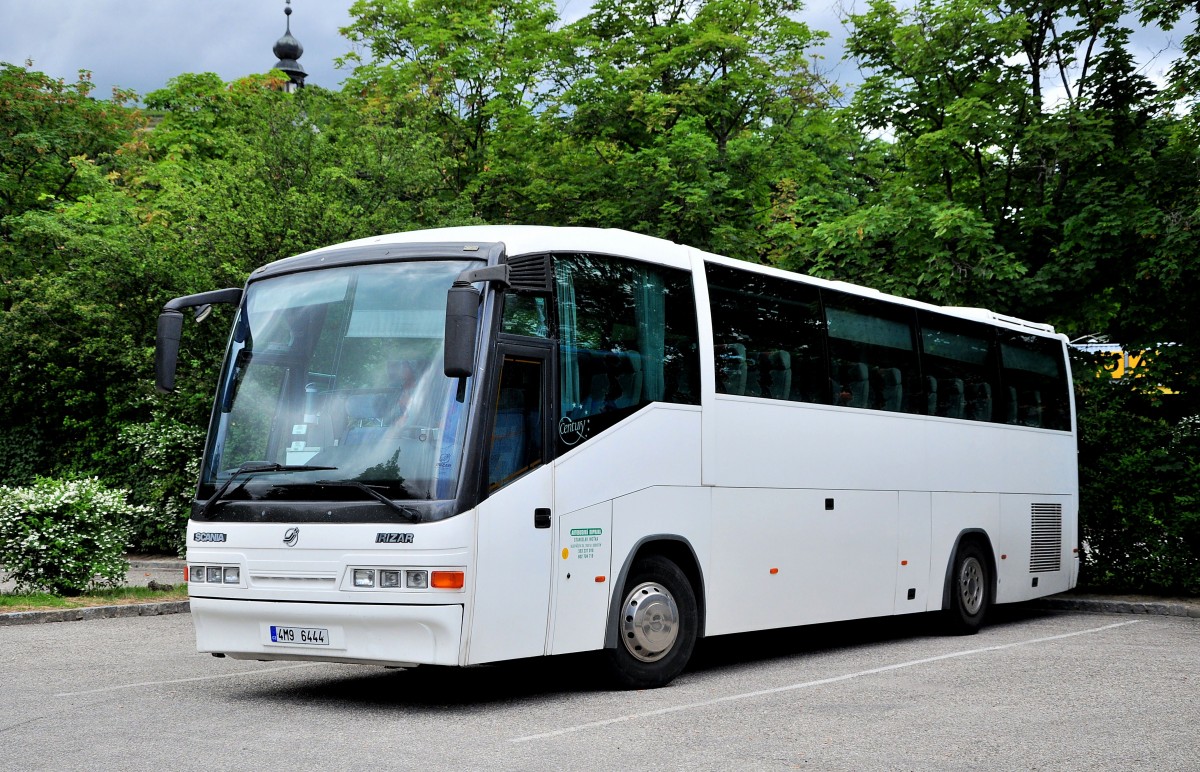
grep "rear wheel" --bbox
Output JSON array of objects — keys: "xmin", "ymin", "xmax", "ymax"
[
  {"xmin": 944, "ymin": 540, "xmax": 991, "ymax": 634},
  {"xmin": 606, "ymin": 555, "xmax": 698, "ymax": 689}
]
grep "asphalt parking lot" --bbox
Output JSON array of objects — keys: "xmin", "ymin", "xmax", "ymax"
[{"xmin": 1, "ymin": 605, "xmax": 1196, "ymax": 771}]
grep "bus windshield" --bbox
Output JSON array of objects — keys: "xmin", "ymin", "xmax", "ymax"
[{"xmin": 199, "ymin": 259, "xmax": 477, "ymax": 512}]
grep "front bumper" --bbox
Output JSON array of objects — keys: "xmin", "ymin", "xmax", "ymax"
[{"xmin": 190, "ymin": 597, "xmax": 464, "ymax": 667}]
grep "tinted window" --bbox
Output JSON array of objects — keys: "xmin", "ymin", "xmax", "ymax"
[
  {"xmin": 998, "ymin": 332, "xmax": 1071, "ymax": 430},
  {"xmin": 919, "ymin": 313, "xmax": 1000, "ymax": 422},
  {"xmin": 824, "ymin": 291, "xmax": 920, "ymax": 413},
  {"xmin": 501, "ymin": 294, "xmax": 551, "ymax": 338},
  {"xmin": 487, "ymin": 355, "xmax": 544, "ymax": 490},
  {"xmin": 554, "ymin": 254, "xmax": 700, "ymax": 453},
  {"xmin": 707, "ymin": 263, "xmax": 828, "ymax": 403}
]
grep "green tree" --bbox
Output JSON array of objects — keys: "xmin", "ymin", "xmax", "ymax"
[
  {"xmin": 495, "ymin": 0, "xmax": 846, "ymax": 258},
  {"xmin": 340, "ymin": 0, "xmax": 560, "ymax": 205},
  {"xmin": 0, "ymin": 71, "xmax": 463, "ymax": 551},
  {"xmin": 0, "ymin": 63, "xmax": 139, "ymax": 237},
  {"xmin": 806, "ymin": 0, "xmax": 1200, "ymax": 334}
]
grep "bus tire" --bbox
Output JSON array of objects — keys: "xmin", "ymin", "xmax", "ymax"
[
  {"xmin": 944, "ymin": 539, "xmax": 991, "ymax": 635},
  {"xmin": 606, "ymin": 555, "xmax": 698, "ymax": 689}
]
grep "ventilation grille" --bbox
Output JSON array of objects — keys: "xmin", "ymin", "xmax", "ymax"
[
  {"xmin": 504, "ymin": 252, "xmax": 553, "ymax": 293},
  {"xmin": 1030, "ymin": 503, "xmax": 1063, "ymax": 573}
]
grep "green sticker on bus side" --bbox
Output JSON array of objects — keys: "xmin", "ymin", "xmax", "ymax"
[{"xmin": 569, "ymin": 528, "xmax": 603, "ymax": 536}]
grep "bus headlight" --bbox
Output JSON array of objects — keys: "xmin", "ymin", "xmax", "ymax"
[
  {"xmin": 187, "ymin": 563, "xmax": 241, "ymax": 585},
  {"xmin": 345, "ymin": 567, "xmax": 464, "ymax": 591}
]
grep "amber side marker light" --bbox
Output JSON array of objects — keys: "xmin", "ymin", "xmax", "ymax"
[{"xmin": 431, "ymin": 570, "xmax": 465, "ymax": 589}]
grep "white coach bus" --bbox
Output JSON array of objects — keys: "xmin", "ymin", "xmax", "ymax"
[{"xmin": 156, "ymin": 226, "xmax": 1078, "ymax": 689}]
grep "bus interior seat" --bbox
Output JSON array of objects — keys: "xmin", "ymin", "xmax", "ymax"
[
  {"xmin": 716, "ymin": 343, "xmax": 747, "ymax": 395},
  {"xmin": 577, "ymin": 350, "xmax": 609, "ymax": 416},
  {"xmin": 611, "ymin": 350, "xmax": 643, "ymax": 410},
  {"xmin": 1005, "ymin": 386, "xmax": 1020, "ymax": 424},
  {"xmin": 790, "ymin": 352, "xmax": 825, "ymax": 403},
  {"xmin": 939, "ymin": 378, "xmax": 965, "ymax": 419},
  {"xmin": 1023, "ymin": 390, "xmax": 1043, "ymax": 427},
  {"xmin": 755, "ymin": 350, "xmax": 792, "ymax": 399},
  {"xmin": 921, "ymin": 375, "xmax": 938, "ymax": 415},
  {"xmin": 342, "ymin": 392, "xmax": 390, "ymax": 446},
  {"xmin": 840, "ymin": 362, "xmax": 870, "ymax": 408},
  {"xmin": 967, "ymin": 382, "xmax": 993, "ymax": 422},
  {"xmin": 663, "ymin": 350, "xmax": 696, "ymax": 403},
  {"xmin": 876, "ymin": 367, "xmax": 903, "ymax": 412}
]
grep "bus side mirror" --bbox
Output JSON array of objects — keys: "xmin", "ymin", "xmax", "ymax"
[
  {"xmin": 444, "ymin": 283, "xmax": 481, "ymax": 378},
  {"xmin": 156, "ymin": 310, "xmax": 185, "ymax": 393},
  {"xmin": 155, "ymin": 287, "xmax": 243, "ymax": 394}
]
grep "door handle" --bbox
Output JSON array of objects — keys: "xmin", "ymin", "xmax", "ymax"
[{"xmin": 534, "ymin": 507, "xmax": 551, "ymax": 529}]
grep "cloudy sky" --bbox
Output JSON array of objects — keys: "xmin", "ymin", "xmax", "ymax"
[
  {"xmin": 0, "ymin": 1, "xmax": 1184, "ymax": 103},
  {"xmin": 0, "ymin": 0, "xmax": 860, "ymax": 101}
]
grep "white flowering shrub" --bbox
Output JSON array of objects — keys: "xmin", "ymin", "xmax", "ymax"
[{"xmin": 0, "ymin": 477, "xmax": 144, "ymax": 595}]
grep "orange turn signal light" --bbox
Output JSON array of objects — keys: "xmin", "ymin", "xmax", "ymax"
[{"xmin": 431, "ymin": 571, "xmax": 465, "ymax": 589}]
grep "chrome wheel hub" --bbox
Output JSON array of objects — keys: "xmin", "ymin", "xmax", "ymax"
[{"xmin": 620, "ymin": 581, "xmax": 680, "ymax": 662}]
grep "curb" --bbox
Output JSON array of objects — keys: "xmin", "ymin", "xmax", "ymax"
[
  {"xmin": 1033, "ymin": 595, "xmax": 1200, "ymax": 618},
  {"xmin": 0, "ymin": 600, "xmax": 191, "ymax": 627}
]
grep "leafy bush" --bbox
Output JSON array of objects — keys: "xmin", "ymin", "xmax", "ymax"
[
  {"xmin": 0, "ymin": 477, "xmax": 144, "ymax": 595},
  {"xmin": 1075, "ymin": 359, "xmax": 1200, "ymax": 595},
  {"xmin": 114, "ymin": 412, "xmax": 204, "ymax": 556}
]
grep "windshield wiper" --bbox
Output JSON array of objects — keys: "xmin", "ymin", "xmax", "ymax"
[
  {"xmin": 199, "ymin": 462, "xmax": 337, "ymax": 519},
  {"xmin": 314, "ymin": 480, "xmax": 422, "ymax": 523}
]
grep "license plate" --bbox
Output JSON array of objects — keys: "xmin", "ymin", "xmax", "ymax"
[{"xmin": 268, "ymin": 625, "xmax": 329, "ymax": 646}]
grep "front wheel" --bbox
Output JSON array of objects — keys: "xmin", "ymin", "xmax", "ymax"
[
  {"xmin": 606, "ymin": 555, "xmax": 698, "ymax": 689},
  {"xmin": 944, "ymin": 540, "xmax": 991, "ymax": 635}
]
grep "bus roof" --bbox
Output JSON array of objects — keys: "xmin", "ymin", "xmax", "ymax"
[{"xmin": 283, "ymin": 225, "xmax": 1060, "ymax": 339}]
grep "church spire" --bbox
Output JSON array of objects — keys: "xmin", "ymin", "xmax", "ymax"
[{"xmin": 272, "ymin": 0, "xmax": 306, "ymax": 91}]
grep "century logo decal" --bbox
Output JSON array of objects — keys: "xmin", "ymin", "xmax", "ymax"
[
  {"xmin": 283, "ymin": 527, "xmax": 300, "ymax": 547},
  {"xmin": 558, "ymin": 415, "xmax": 589, "ymax": 446}
]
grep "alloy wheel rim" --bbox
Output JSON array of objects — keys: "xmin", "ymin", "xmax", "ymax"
[{"xmin": 959, "ymin": 556, "xmax": 985, "ymax": 615}]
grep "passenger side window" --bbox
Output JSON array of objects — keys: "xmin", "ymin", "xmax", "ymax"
[
  {"xmin": 919, "ymin": 313, "xmax": 1000, "ymax": 422},
  {"xmin": 707, "ymin": 263, "xmax": 828, "ymax": 403},
  {"xmin": 554, "ymin": 253, "xmax": 700, "ymax": 453},
  {"xmin": 998, "ymin": 332, "xmax": 1072, "ymax": 431},
  {"xmin": 823, "ymin": 292, "xmax": 920, "ymax": 413}
]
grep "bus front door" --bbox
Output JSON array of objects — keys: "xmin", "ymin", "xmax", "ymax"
[{"xmin": 467, "ymin": 345, "xmax": 554, "ymax": 664}]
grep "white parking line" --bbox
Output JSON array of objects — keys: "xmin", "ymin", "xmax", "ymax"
[
  {"xmin": 509, "ymin": 619, "xmax": 1143, "ymax": 743},
  {"xmin": 55, "ymin": 662, "xmax": 320, "ymax": 697}
]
